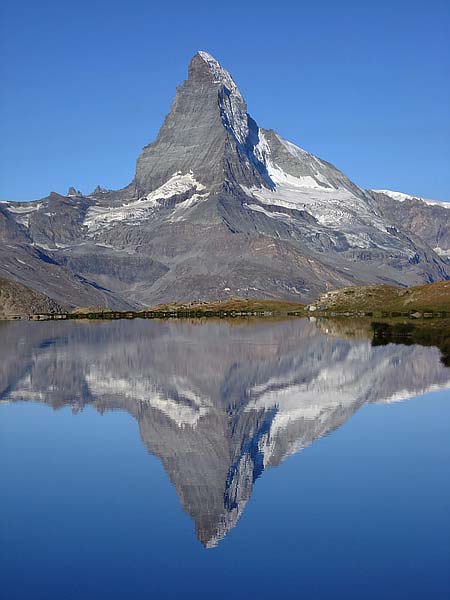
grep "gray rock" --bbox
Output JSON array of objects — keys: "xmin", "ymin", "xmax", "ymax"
[
  {"xmin": 370, "ymin": 190, "xmax": 450, "ymax": 258},
  {"xmin": 67, "ymin": 186, "xmax": 81, "ymax": 197},
  {"xmin": 92, "ymin": 185, "xmax": 108, "ymax": 194}
]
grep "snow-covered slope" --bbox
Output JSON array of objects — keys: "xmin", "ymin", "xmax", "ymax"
[
  {"xmin": 372, "ymin": 189, "xmax": 450, "ymax": 209},
  {"xmin": 85, "ymin": 171, "xmax": 208, "ymax": 232},
  {"xmin": 243, "ymin": 130, "xmax": 431, "ymax": 259}
]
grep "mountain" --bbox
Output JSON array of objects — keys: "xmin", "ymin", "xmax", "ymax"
[
  {"xmin": 1, "ymin": 318, "xmax": 449, "ymax": 546},
  {"xmin": 1, "ymin": 51, "xmax": 449, "ymax": 308}
]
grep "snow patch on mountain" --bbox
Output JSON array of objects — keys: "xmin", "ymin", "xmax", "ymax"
[
  {"xmin": 373, "ymin": 189, "xmax": 450, "ymax": 209},
  {"xmin": 434, "ymin": 247, "xmax": 450, "ymax": 257},
  {"xmin": 242, "ymin": 169, "xmax": 386, "ymax": 244},
  {"xmin": 85, "ymin": 172, "xmax": 208, "ymax": 232},
  {"xmin": 241, "ymin": 130, "xmax": 436, "ymax": 255},
  {"xmin": 244, "ymin": 203, "xmax": 297, "ymax": 222},
  {"xmin": 254, "ymin": 131, "xmax": 335, "ymax": 189},
  {"xmin": 6, "ymin": 202, "xmax": 43, "ymax": 228},
  {"xmin": 141, "ymin": 171, "xmax": 206, "ymax": 205},
  {"xmin": 7, "ymin": 202, "xmax": 42, "ymax": 213}
]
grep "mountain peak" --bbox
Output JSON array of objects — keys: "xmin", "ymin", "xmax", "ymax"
[
  {"xmin": 192, "ymin": 51, "xmax": 238, "ymax": 92},
  {"xmin": 189, "ymin": 50, "xmax": 240, "ymax": 96},
  {"xmin": 134, "ymin": 50, "xmax": 271, "ymax": 194}
]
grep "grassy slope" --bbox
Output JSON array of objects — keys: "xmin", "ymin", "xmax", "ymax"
[
  {"xmin": 313, "ymin": 281, "xmax": 450, "ymax": 313},
  {"xmin": 146, "ymin": 298, "xmax": 306, "ymax": 314},
  {"xmin": 3, "ymin": 279, "xmax": 449, "ymax": 318}
]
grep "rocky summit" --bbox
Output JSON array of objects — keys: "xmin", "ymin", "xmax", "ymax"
[{"xmin": 1, "ymin": 51, "xmax": 449, "ymax": 309}]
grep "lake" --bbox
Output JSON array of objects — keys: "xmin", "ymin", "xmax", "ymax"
[{"xmin": 1, "ymin": 318, "xmax": 449, "ymax": 599}]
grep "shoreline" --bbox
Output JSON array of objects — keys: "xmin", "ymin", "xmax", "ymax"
[{"xmin": 2, "ymin": 308, "xmax": 449, "ymax": 321}]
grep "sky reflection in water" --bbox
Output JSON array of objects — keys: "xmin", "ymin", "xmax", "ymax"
[{"xmin": 1, "ymin": 318, "xmax": 449, "ymax": 599}]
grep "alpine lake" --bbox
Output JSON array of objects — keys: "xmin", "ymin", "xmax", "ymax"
[{"xmin": 1, "ymin": 315, "xmax": 449, "ymax": 599}]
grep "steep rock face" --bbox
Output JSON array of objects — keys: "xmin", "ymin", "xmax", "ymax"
[
  {"xmin": 135, "ymin": 51, "xmax": 271, "ymax": 195},
  {"xmin": 1, "ymin": 319, "xmax": 449, "ymax": 546},
  {"xmin": 370, "ymin": 190, "xmax": 450, "ymax": 260},
  {"xmin": 26, "ymin": 192, "xmax": 92, "ymax": 247},
  {"xmin": 1, "ymin": 51, "xmax": 449, "ymax": 308},
  {"xmin": 0, "ymin": 203, "xmax": 30, "ymax": 242}
]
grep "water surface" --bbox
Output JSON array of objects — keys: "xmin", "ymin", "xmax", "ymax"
[{"xmin": 1, "ymin": 318, "xmax": 449, "ymax": 599}]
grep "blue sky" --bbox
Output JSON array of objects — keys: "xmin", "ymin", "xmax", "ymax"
[{"xmin": 1, "ymin": 0, "xmax": 449, "ymax": 201}]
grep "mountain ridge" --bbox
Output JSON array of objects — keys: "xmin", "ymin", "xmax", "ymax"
[{"xmin": 1, "ymin": 51, "xmax": 449, "ymax": 308}]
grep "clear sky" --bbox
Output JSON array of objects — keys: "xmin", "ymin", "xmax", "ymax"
[{"xmin": 1, "ymin": 0, "xmax": 449, "ymax": 202}]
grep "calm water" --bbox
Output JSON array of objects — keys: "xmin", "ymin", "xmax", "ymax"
[{"xmin": 1, "ymin": 318, "xmax": 449, "ymax": 599}]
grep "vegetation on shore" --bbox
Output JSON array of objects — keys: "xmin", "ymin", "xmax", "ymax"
[
  {"xmin": 62, "ymin": 299, "xmax": 306, "ymax": 320},
  {"xmin": 2, "ymin": 280, "xmax": 450, "ymax": 320},
  {"xmin": 147, "ymin": 298, "xmax": 305, "ymax": 314},
  {"xmin": 307, "ymin": 281, "xmax": 450, "ymax": 316}
]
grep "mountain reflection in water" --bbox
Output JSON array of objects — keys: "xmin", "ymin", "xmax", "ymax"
[{"xmin": 1, "ymin": 318, "xmax": 449, "ymax": 547}]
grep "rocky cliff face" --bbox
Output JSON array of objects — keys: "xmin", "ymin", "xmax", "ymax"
[
  {"xmin": 1, "ymin": 51, "xmax": 449, "ymax": 308},
  {"xmin": 370, "ymin": 189, "xmax": 450, "ymax": 260},
  {"xmin": 135, "ymin": 51, "xmax": 272, "ymax": 196},
  {"xmin": 2, "ymin": 319, "xmax": 449, "ymax": 546}
]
